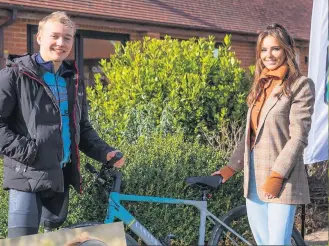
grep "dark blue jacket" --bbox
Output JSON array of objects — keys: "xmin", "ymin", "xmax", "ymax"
[{"xmin": 0, "ymin": 53, "xmax": 114, "ymax": 193}]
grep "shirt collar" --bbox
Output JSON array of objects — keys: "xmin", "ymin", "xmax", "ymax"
[
  {"xmin": 35, "ymin": 53, "xmax": 65, "ymax": 75},
  {"xmin": 35, "ymin": 53, "xmax": 54, "ymax": 73}
]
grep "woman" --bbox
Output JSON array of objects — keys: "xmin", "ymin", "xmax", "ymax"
[{"xmin": 212, "ymin": 23, "xmax": 315, "ymax": 245}]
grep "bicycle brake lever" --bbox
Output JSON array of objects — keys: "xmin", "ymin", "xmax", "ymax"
[
  {"xmin": 85, "ymin": 163, "xmax": 106, "ymax": 185},
  {"xmin": 85, "ymin": 163, "xmax": 98, "ymax": 173}
]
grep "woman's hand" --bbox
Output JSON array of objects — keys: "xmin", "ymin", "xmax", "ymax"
[
  {"xmin": 262, "ymin": 171, "xmax": 284, "ymax": 199},
  {"xmin": 264, "ymin": 192, "xmax": 276, "ymax": 199},
  {"xmin": 211, "ymin": 170, "xmax": 226, "ymax": 183},
  {"xmin": 211, "ymin": 166, "xmax": 235, "ymax": 183}
]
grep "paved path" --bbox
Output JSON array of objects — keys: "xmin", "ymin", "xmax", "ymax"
[{"xmin": 305, "ymin": 228, "xmax": 328, "ymax": 245}]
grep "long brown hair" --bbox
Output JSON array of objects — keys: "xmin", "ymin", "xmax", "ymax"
[{"xmin": 246, "ymin": 23, "xmax": 302, "ymax": 107}]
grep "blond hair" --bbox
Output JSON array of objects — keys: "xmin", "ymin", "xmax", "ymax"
[
  {"xmin": 38, "ymin": 11, "xmax": 76, "ymax": 35},
  {"xmin": 246, "ymin": 23, "xmax": 302, "ymax": 107}
]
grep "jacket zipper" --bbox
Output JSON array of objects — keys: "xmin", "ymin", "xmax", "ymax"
[{"xmin": 55, "ymin": 73, "xmax": 64, "ymax": 162}]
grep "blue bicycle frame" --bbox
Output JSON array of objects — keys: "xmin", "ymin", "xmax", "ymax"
[{"xmin": 104, "ymin": 191, "xmax": 251, "ymax": 245}]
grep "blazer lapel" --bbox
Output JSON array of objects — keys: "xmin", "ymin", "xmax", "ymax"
[{"xmin": 254, "ymin": 85, "xmax": 283, "ymax": 142}]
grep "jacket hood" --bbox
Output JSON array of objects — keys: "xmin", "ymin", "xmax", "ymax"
[
  {"xmin": 6, "ymin": 53, "xmax": 76, "ymax": 78},
  {"xmin": 6, "ymin": 53, "xmax": 37, "ymax": 71}
]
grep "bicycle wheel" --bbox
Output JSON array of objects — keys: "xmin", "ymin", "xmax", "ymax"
[
  {"xmin": 63, "ymin": 221, "xmax": 139, "ymax": 245},
  {"xmin": 208, "ymin": 205, "xmax": 306, "ymax": 246}
]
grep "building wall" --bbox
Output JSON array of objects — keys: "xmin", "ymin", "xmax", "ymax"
[
  {"xmin": 298, "ymin": 46, "xmax": 309, "ymax": 76},
  {"xmin": 231, "ymin": 41, "xmax": 256, "ymax": 71},
  {"xmin": 3, "ymin": 18, "xmax": 33, "ymax": 55},
  {"xmin": 1, "ymin": 17, "xmax": 309, "ymax": 75}
]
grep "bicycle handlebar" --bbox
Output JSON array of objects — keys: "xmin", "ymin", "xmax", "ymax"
[
  {"xmin": 85, "ymin": 151, "xmax": 124, "ymax": 191},
  {"xmin": 86, "ymin": 152, "xmax": 222, "ymax": 195}
]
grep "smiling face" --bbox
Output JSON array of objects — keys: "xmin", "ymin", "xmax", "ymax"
[
  {"xmin": 37, "ymin": 20, "xmax": 74, "ymax": 64},
  {"xmin": 260, "ymin": 35, "xmax": 286, "ymax": 71}
]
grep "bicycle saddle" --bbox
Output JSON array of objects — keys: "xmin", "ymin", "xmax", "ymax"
[{"xmin": 185, "ymin": 175, "xmax": 223, "ymax": 189}]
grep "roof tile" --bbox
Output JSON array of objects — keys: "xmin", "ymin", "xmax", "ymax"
[{"xmin": 0, "ymin": 0, "xmax": 312, "ymax": 40}]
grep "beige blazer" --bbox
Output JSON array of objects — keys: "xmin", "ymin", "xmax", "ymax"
[{"xmin": 228, "ymin": 76, "xmax": 315, "ymax": 204}]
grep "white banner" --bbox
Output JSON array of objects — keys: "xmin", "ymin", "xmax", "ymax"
[{"xmin": 304, "ymin": 0, "xmax": 328, "ymax": 164}]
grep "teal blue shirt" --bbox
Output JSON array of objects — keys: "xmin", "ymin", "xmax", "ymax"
[{"xmin": 36, "ymin": 54, "xmax": 71, "ymax": 167}]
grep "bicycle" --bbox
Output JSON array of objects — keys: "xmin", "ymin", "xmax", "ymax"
[{"xmin": 63, "ymin": 152, "xmax": 306, "ymax": 245}]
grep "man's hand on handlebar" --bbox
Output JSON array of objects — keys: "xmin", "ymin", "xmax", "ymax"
[{"xmin": 106, "ymin": 150, "xmax": 125, "ymax": 168}]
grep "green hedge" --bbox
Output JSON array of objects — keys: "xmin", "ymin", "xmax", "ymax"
[
  {"xmin": 87, "ymin": 35, "xmax": 249, "ymax": 141},
  {"xmin": 0, "ymin": 134, "xmax": 245, "ymax": 244},
  {"xmin": 67, "ymin": 133, "xmax": 245, "ymax": 245},
  {"xmin": 0, "ymin": 158, "xmax": 8, "ymax": 239}
]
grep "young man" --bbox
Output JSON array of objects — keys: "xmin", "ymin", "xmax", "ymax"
[{"xmin": 0, "ymin": 11, "xmax": 124, "ymax": 238}]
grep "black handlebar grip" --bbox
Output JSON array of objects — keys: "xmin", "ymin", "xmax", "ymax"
[
  {"xmin": 85, "ymin": 163, "xmax": 97, "ymax": 174},
  {"xmin": 106, "ymin": 151, "xmax": 123, "ymax": 167}
]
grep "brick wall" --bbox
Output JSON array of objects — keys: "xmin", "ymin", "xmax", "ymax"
[
  {"xmin": 298, "ymin": 46, "xmax": 309, "ymax": 76},
  {"xmin": 2, "ymin": 18, "xmax": 127, "ymax": 55},
  {"xmin": 231, "ymin": 41, "xmax": 256, "ymax": 71},
  {"xmin": 3, "ymin": 19, "xmax": 37, "ymax": 55},
  {"xmin": 2, "ymin": 17, "xmax": 309, "ymax": 75}
]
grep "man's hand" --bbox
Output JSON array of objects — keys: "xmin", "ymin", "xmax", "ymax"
[{"xmin": 106, "ymin": 150, "xmax": 125, "ymax": 168}]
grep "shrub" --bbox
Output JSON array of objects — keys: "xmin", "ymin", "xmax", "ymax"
[
  {"xmin": 66, "ymin": 132, "xmax": 245, "ymax": 245},
  {"xmin": 0, "ymin": 158, "xmax": 8, "ymax": 239},
  {"xmin": 87, "ymin": 35, "xmax": 249, "ymax": 142}
]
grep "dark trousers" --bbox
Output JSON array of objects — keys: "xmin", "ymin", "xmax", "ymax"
[{"xmin": 7, "ymin": 186, "xmax": 69, "ymax": 238}]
